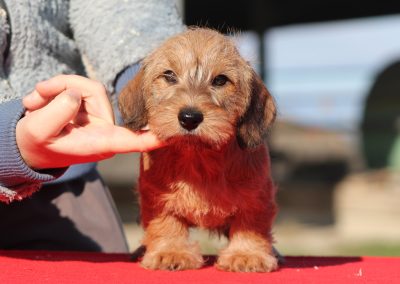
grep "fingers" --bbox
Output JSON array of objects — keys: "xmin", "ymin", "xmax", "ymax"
[
  {"xmin": 109, "ymin": 127, "xmax": 166, "ymax": 153},
  {"xmin": 24, "ymin": 89, "xmax": 82, "ymax": 141},
  {"xmin": 23, "ymin": 90, "xmax": 51, "ymax": 110},
  {"xmin": 24, "ymin": 75, "xmax": 114, "ymax": 124},
  {"xmin": 35, "ymin": 74, "xmax": 105, "ymax": 97}
]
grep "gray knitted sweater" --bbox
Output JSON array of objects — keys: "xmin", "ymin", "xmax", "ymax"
[{"xmin": 0, "ymin": 0, "xmax": 184, "ymax": 202}]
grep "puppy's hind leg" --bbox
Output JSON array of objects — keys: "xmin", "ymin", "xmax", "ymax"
[{"xmin": 141, "ymin": 215, "xmax": 203, "ymax": 271}]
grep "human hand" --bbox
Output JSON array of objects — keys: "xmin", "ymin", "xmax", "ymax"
[{"xmin": 16, "ymin": 75, "xmax": 163, "ymax": 169}]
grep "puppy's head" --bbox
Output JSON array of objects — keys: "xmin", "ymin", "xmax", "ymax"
[{"xmin": 119, "ymin": 28, "xmax": 276, "ymax": 149}]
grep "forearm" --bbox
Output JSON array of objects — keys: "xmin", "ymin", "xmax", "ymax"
[{"xmin": 0, "ymin": 99, "xmax": 66, "ymax": 203}]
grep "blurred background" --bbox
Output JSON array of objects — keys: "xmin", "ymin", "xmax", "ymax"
[{"xmin": 99, "ymin": 0, "xmax": 400, "ymax": 257}]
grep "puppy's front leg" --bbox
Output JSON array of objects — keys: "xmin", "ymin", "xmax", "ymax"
[
  {"xmin": 141, "ymin": 215, "xmax": 203, "ymax": 271},
  {"xmin": 216, "ymin": 215, "xmax": 278, "ymax": 273}
]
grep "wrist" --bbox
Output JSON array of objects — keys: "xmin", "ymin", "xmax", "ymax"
[{"xmin": 0, "ymin": 99, "xmax": 66, "ymax": 189}]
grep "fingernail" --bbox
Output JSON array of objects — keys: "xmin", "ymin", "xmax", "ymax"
[
  {"xmin": 141, "ymin": 125, "xmax": 150, "ymax": 131},
  {"xmin": 22, "ymin": 90, "xmax": 37, "ymax": 105},
  {"xmin": 35, "ymin": 79, "xmax": 50, "ymax": 88},
  {"xmin": 25, "ymin": 90, "xmax": 36, "ymax": 99}
]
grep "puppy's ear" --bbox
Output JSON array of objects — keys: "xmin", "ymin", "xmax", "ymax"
[
  {"xmin": 118, "ymin": 68, "xmax": 148, "ymax": 130},
  {"xmin": 236, "ymin": 71, "xmax": 276, "ymax": 149}
]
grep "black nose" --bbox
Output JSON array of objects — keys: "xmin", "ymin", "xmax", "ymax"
[{"xmin": 178, "ymin": 108, "xmax": 204, "ymax": 131}]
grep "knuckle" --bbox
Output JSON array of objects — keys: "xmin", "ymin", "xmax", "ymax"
[
  {"xmin": 54, "ymin": 95, "xmax": 80, "ymax": 116},
  {"xmin": 59, "ymin": 92, "xmax": 79, "ymax": 107}
]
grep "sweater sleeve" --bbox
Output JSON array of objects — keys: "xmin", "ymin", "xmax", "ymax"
[
  {"xmin": 0, "ymin": 99, "xmax": 66, "ymax": 203},
  {"xmin": 113, "ymin": 63, "xmax": 141, "ymax": 125},
  {"xmin": 69, "ymin": 0, "xmax": 184, "ymax": 93}
]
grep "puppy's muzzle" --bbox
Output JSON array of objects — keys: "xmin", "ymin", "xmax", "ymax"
[{"xmin": 178, "ymin": 108, "xmax": 204, "ymax": 131}]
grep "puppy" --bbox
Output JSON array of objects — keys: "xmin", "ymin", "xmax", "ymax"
[{"xmin": 119, "ymin": 28, "xmax": 278, "ymax": 272}]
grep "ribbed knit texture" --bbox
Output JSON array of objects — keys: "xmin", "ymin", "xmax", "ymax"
[
  {"xmin": 0, "ymin": 99, "xmax": 66, "ymax": 202},
  {"xmin": 69, "ymin": 0, "xmax": 184, "ymax": 93},
  {"xmin": 113, "ymin": 64, "xmax": 141, "ymax": 125}
]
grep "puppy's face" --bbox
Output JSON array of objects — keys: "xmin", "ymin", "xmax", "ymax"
[{"xmin": 119, "ymin": 28, "xmax": 276, "ymax": 149}]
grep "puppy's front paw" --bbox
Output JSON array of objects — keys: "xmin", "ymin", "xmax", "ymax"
[
  {"xmin": 216, "ymin": 252, "xmax": 278, "ymax": 273},
  {"xmin": 141, "ymin": 250, "xmax": 203, "ymax": 271}
]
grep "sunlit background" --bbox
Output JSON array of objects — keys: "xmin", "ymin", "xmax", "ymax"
[{"xmin": 99, "ymin": 0, "xmax": 400, "ymax": 257}]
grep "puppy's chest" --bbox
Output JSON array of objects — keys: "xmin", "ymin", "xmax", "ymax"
[
  {"xmin": 142, "ymin": 146, "xmax": 261, "ymax": 228},
  {"xmin": 162, "ymin": 181, "xmax": 237, "ymax": 228}
]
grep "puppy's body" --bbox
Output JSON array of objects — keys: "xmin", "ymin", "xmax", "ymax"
[
  {"xmin": 119, "ymin": 28, "xmax": 278, "ymax": 272},
  {"xmin": 140, "ymin": 140, "xmax": 275, "ymax": 230}
]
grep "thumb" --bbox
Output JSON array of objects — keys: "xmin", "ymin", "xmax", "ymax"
[{"xmin": 27, "ymin": 89, "xmax": 82, "ymax": 140}]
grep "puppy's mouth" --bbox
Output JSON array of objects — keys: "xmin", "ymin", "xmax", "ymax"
[
  {"xmin": 149, "ymin": 107, "xmax": 235, "ymax": 149},
  {"xmin": 161, "ymin": 107, "xmax": 209, "ymax": 143},
  {"xmin": 160, "ymin": 108, "xmax": 211, "ymax": 148},
  {"xmin": 174, "ymin": 107, "xmax": 215, "ymax": 146},
  {"xmin": 167, "ymin": 135, "xmax": 210, "ymax": 148}
]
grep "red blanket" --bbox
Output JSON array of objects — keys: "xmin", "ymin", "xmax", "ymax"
[{"xmin": 1, "ymin": 250, "xmax": 399, "ymax": 283}]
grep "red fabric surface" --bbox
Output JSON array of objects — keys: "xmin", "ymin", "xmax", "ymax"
[{"xmin": 1, "ymin": 250, "xmax": 399, "ymax": 283}]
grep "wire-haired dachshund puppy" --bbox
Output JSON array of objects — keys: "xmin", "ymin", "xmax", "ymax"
[{"xmin": 119, "ymin": 28, "xmax": 278, "ymax": 272}]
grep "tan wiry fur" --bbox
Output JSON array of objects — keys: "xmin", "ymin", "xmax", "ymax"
[{"xmin": 119, "ymin": 28, "xmax": 278, "ymax": 272}]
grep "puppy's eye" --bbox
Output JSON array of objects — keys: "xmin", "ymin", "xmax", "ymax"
[
  {"xmin": 212, "ymin": 74, "xmax": 229, "ymax": 87},
  {"xmin": 163, "ymin": 70, "xmax": 178, "ymax": 84}
]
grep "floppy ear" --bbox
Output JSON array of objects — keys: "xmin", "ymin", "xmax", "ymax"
[
  {"xmin": 118, "ymin": 68, "xmax": 148, "ymax": 130},
  {"xmin": 236, "ymin": 71, "xmax": 277, "ymax": 149}
]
